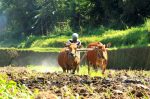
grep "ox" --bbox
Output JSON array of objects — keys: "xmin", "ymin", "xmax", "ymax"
[
  {"xmin": 86, "ymin": 42, "xmax": 110, "ymax": 74},
  {"xmin": 58, "ymin": 43, "xmax": 80, "ymax": 74}
]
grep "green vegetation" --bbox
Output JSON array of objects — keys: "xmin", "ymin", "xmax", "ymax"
[
  {"xmin": 0, "ymin": 73, "xmax": 34, "ymax": 98},
  {"xmin": 28, "ymin": 65, "xmax": 104, "ymax": 77},
  {"xmin": 27, "ymin": 65, "xmax": 150, "ymax": 78},
  {"xmin": 0, "ymin": 0, "xmax": 150, "ymax": 49},
  {"xmin": 1, "ymin": 0, "xmax": 150, "ymax": 36},
  {"xmin": 18, "ymin": 24, "xmax": 150, "ymax": 49},
  {"xmin": 0, "ymin": 47, "xmax": 61, "ymax": 52},
  {"xmin": 18, "ymin": 48, "xmax": 61, "ymax": 52},
  {"xmin": 27, "ymin": 65, "xmax": 62, "ymax": 73}
]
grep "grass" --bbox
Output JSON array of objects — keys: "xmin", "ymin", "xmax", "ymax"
[
  {"xmin": 0, "ymin": 19, "xmax": 150, "ymax": 49},
  {"xmin": 19, "ymin": 47, "xmax": 61, "ymax": 52},
  {"xmin": 78, "ymin": 66, "xmax": 104, "ymax": 77},
  {"xmin": 26, "ymin": 65, "xmax": 150, "ymax": 78},
  {"xmin": 0, "ymin": 73, "xmax": 34, "ymax": 99},
  {"xmin": 1, "ymin": 24, "xmax": 148, "ymax": 52},
  {"xmin": 1, "ymin": 43, "xmax": 150, "ymax": 53},
  {"xmin": 27, "ymin": 65, "xmax": 62, "ymax": 72},
  {"xmin": 17, "ymin": 24, "xmax": 150, "ymax": 49},
  {"xmin": 27, "ymin": 65, "xmax": 104, "ymax": 77},
  {"xmin": 0, "ymin": 47, "xmax": 61, "ymax": 52}
]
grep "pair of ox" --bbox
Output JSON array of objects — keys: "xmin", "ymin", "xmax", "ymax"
[{"xmin": 57, "ymin": 42, "xmax": 110, "ymax": 74}]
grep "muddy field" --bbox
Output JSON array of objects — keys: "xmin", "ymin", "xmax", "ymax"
[{"xmin": 0, "ymin": 67, "xmax": 150, "ymax": 99}]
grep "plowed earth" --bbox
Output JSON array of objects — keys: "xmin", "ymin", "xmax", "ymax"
[{"xmin": 0, "ymin": 67, "xmax": 150, "ymax": 99}]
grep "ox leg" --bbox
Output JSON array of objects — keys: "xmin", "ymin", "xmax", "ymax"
[
  {"xmin": 72, "ymin": 71, "xmax": 75, "ymax": 74},
  {"xmin": 77, "ymin": 65, "xmax": 79, "ymax": 73},
  {"xmin": 72, "ymin": 67, "xmax": 76, "ymax": 74},
  {"xmin": 88, "ymin": 62, "xmax": 91, "ymax": 75},
  {"xmin": 102, "ymin": 66, "xmax": 106, "ymax": 74},
  {"xmin": 62, "ymin": 66, "xmax": 67, "ymax": 73},
  {"xmin": 63, "ymin": 68, "xmax": 66, "ymax": 73},
  {"xmin": 72, "ymin": 69, "xmax": 75, "ymax": 74},
  {"xmin": 101, "ymin": 65, "xmax": 106, "ymax": 74},
  {"xmin": 93, "ymin": 65, "xmax": 98, "ymax": 72},
  {"xmin": 67, "ymin": 69, "xmax": 69, "ymax": 73},
  {"xmin": 102, "ymin": 60, "xmax": 107, "ymax": 74}
]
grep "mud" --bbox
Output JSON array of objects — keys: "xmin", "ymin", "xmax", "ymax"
[{"xmin": 0, "ymin": 67, "xmax": 150, "ymax": 99}]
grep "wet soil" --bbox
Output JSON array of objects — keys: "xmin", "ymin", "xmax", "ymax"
[{"xmin": 0, "ymin": 67, "xmax": 150, "ymax": 99}]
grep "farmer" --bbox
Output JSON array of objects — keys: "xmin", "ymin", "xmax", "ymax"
[{"xmin": 65, "ymin": 33, "xmax": 82, "ymax": 48}]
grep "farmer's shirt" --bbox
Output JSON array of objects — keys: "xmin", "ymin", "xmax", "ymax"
[{"xmin": 66, "ymin": 39, "xmax": 81, "ymax": 48}]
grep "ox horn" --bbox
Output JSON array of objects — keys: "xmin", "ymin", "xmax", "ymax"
[{"xmin": 106, "ymin": 42, "xmax": 111, "ymax": 48}]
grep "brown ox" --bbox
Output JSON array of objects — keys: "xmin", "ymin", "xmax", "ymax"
[
  {"xmin": 86, "ymin": 42, "xmax": 109, "ymax": 74},
  {"xmin": 58, "ymin": 43, "xmax": 80, "ymax": 74}
]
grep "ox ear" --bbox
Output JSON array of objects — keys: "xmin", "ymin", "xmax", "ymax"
[
  {"xmin": 65, "ymin": 43, "xmax": 71, "ymax": 47},
  {"xmin": 106, "ymin": 42, "xmax": 111, "ymax": 48}
]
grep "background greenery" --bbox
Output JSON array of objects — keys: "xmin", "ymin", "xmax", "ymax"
[
  {"xmin": 0, "ymin": 0, "xmax": 150, "ymax": 48},
  {"xmin": 18, "ymin": 24, "xmax": 150, "ymax": 48}
]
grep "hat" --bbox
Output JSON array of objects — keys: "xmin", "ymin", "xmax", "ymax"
[{"xmin": 72, "ymin": 33, "xmax": 78, "ymax": 40}]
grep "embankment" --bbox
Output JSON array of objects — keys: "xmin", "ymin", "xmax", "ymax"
[
  {"xmin": 107, "ymin": 47, "xmax": 150, "ymax": 70},
  {"xmin": 0, "ymin": 47, "xmax": 150, "ymax": 70}
]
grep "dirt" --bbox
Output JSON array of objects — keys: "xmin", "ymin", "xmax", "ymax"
[{"xmin": 0, "ymin": 67, "xmax": 150, "ymax": 99}]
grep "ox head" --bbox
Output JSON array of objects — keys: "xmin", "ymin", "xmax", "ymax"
[
  {"xmin": 95, "ymin": 44, "xmax": 108, "ymax": 67},
  {"xmin": 66, "ymin": 43, "xmax": 78, "ymax": 58}
]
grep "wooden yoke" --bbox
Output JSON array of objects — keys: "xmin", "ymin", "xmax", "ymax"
[
  {"xmin": 77, "ymin": 48, "xmax": 94, "ymax": 52},
  {"xmin": 77, "ymin": 48, "xmax": 95, "ymax": 63},
  {"xmin": 64, "ymin": 48, "xmax": 96, "ymax": 63},
  {"xmin": 65, "ymin": 48, "xmax": 94, "ymax": 51}
]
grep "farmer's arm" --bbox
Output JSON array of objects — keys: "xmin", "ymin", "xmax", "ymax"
[{"xmin": 77, "ymin": 40, "xmax": 82, "ymax": 48}]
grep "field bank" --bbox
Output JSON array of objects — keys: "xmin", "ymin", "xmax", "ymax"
[
  {"xmin": 108, "ymin": 47, "xmax": 150, "ymax": 70},
  {"xmin": 0, "ymin": 49, "xmax": 59, "ymax": 66},
  {"xmin": 0, "ymin": 47, "xmax": 150, "ymax": 70}
]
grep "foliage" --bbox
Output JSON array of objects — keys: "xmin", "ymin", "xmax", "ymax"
[
  {"xmin": 0, "ymin": 73, "xmax": 34, "ymax": 98},
  {"xmin": 145, "ymin": 18, "xmax": 150, "ymax": 32},
  {"xmin": 0, "ymin": 0, "xmax": 150, "ymax": 38}
]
